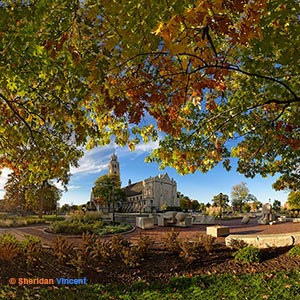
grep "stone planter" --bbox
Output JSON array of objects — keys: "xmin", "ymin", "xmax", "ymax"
[
  {"xmin": 206, "ymin": 225, "xmax": 230, "ymax": 237},
  {"xmin": 136, "ymin": 217, "xmax": 154, "ymax": 229}
]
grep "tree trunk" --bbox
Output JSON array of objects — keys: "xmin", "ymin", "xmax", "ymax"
[{"xmin": 38, "ymin": 181, "xmax": 46, "ymax": 219}]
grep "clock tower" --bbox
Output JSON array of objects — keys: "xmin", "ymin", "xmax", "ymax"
[{"xmin": 109, "ymin": 153, "xmax": 120, "ymax": 178}]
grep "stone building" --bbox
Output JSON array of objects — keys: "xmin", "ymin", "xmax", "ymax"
[
  {"xmin": 90, "ymin": 154, "xmax": 179, "ymax": 212},
  {"xmin": 122, "ymin": 173, "xmax": 178, "ymax": 213}
]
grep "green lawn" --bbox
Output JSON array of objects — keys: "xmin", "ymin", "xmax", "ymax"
[
  {"xmin": 0, "ymin": 214, "xmax": 65, "ymax": 228},
  {"xmin": 2, "ymin": 270, "xmax": 300, "ymax": 300}
]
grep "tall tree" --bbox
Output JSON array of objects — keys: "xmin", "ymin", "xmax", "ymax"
[
  {"xmin": 92, "ymin": 174, "xmax": 125, "ymax": 221},
  {"xmin": 1, "ymin": 0, "xmax": 299, "ymax": 193},
  {"xmin": 4, "ymin": 173, "xmax": 61, "ymax": 216},
  {"xmin": 3, "ymin": 173, "xmax": 27, "ymax": 214},
  {"xmin": 231, "ymin": 182, "xmax": 250, "ymax": 211},
  {"xmin": 25, "ymin": 181, "xmax": 61, "ymax": 216}
]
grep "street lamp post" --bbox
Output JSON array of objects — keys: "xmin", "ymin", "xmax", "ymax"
[{"xmin": 112, "ymin": 184, "xmax": 116, "ymax": 224}]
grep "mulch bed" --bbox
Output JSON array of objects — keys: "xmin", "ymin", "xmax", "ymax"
[
  {"xmin": 1, "ymin": 218, "xmax": 300, "ymax": 286},
  {"xmin": 1, "ymin": 243, "xmax": 300, "ymax": 286}
]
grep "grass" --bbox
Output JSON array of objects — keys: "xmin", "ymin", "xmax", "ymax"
[
  {"xmin": 0, "ymin": 215, "xmax": 65, "ymax": 228},
  {"xmin": 2, "ymin": 270, "xmax": 300, "ymax": 299}
]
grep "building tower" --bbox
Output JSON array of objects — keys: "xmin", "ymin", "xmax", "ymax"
[{"xmin": 109, "ymin": 153, "xmax": 120, "ymax": 178}]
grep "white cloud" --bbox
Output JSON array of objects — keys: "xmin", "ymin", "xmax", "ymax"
[
  {"xmin": 0, "ymin": 168, "xmax": 12, "ymax": 199},
  {"xmin": 70, "ymin": 146, "xmax": 113, "ymax": 175},
  {"xmin": 70, "ymin": 139, "xmax": 159, "ymax": 176},
  {"xmin": 134, "ymin": 140, "xmax": 159, "ymax": 153}
]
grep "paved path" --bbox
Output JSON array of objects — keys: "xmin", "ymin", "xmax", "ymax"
[{"xmin": 1, "ymin": 217, "xmax": 300, "ymax": 247}]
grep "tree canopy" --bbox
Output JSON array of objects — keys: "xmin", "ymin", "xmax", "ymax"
[
  {"xmin": 212, "ymin": 193, "xmax": 229, "ymax": 209},
  {"xmin": 231, "ymin": 182, "xmax": 249, "ymax": 210},
  {"xmin": 287, "ymin": 191, "xmax": 300, "ymax": 210},
  {"xmin": 92, "ymin": 174, "xmax": 125, "ymax": 211},
  {"xmin": 3, "ymin": 173, "xmax": 60, "ymax": 215},
  {"xmin": 1, "ymin": 0, "xmax": 299, "ymax": 190}
]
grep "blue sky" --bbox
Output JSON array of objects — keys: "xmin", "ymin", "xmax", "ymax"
[
  {"xmin": 0, "ymin": 141, "xmax": 289, "ymax": 207},
  {"xmin": 50, "ymin": 141, "xmax": 288, "ymax": 207}
]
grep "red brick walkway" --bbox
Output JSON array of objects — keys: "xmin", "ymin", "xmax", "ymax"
[
  {"xmin": 1, "ymin": 217, "xmax": 299, "ymax": 246},
  {"xmin": 125, "ymin": 217, "xmax": 300, "ymax": 245}
]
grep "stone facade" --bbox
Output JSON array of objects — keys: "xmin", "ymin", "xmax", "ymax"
[{"xmin": 122, "ymin": 173, "xmax": 178, "ymax": 213}]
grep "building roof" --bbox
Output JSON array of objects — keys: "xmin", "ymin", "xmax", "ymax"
[
  {"xmin": 122, "ymin": 173, "xmax": 176, "ymax": 198},
  {"xmin": 123, "ymin": 181, "xmax": 143, "ymax": 197}
]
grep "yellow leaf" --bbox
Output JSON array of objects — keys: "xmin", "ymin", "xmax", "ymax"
[{"xmin": 152, "ymin": 22, "xmax": 164, "ymax": 36}]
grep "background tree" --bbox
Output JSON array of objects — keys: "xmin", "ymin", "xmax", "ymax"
[
  {"xmin": 212, "ymin": 193, "xmax": 229, "ymax": 217},
  {"xmin": 287, "ymin": 191, "xmax": 300, "ymax": 210},
  {"xmin": 212, "ymin": 193, "xmax": 229, "ymax": 209},
  {"xmin": 249, "ymin": 198, "xmax": 263, "ymax": 211},
  {"xmin": 4, "ymin": 173, "xmax": 61, "ymax": 216},
  {"xmin": 273, "ymin": 200, "xmax": 281, "ymax": 212},
  {"xmin": 179, "ymin": 195, "xmax": 192, "ymax": 211},
  {"xmin": 246, "ymin": 194, "xmax": 262, "ymax": 211},
  {"xmin": 231, "ymin": 182, "xmax": 250, "ymax": 212},
  {"xmin": 24, "ymin": 181, "xmax": 61, "ymax": 216},
  {"xmin": 198, "ymin": 202, "xmax": 207, "ymax": 213},
  {"xmin": 191, "ymin": 199, "xmax": 200, "ymax": 211},
  {"xmin": 3, "ymin": 173, "xmax": 27, "ymax": 214},
  {"xmin": 59, "ymin": 203, "xmax": 72, "ymax": 214}
]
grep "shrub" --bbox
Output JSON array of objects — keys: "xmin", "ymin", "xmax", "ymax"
[
  {"xmin": 0, "ymin": 234, "xmax": 21, "ymax": 261},
  {"xmin": 49, "ymin": 219, "xmax": 104, "ymax": 235},
  {"xmin": 52, "ymin": 236, "xmax": 74, "ymax": 263},
  {"xmin": 93, "ymin": 223, "xmax": 132, "ymax": 235},
  {"xmin": 134, "ymin": 234, "xmax": 153, "ymax": 258},
  {"xmin": 179, "ymin": 240, "xmax": 201, "ymax": 264},
  {"xmin": 194, "ymin": 234, "xmax": 216, "ymax": 253},
  {"xmin": 228, "ymin": 238, "xmax": 249, "ymax": 250},
  {"xmin": 0, "ymin": 217, "xmax": 46, "ymax": 228},
  {"xmin": 288, "ymin": 244, "xmax": 300, "ymax": 257},
  {"xmin": 70, "ymin": 232, "xmax": 97, "ymax": 274},
  {"xmin": 22, "ymin": 235, "xmax": 43, "ymax": 266},
  {"xmin": 90, "ymin": 234, "xmax": 152, "ymax": 268},
  {"xmin": 0, "ymin": 219, "xmax": 14, "ymax": 227},
  {"xmin": 163, "ymin": 229, "xmax": 181, "ymax": 254},
  {"xmin": 91, "ymin": 239, "xmax": 112, "ymax": 263},
  {"xmin": 178, "ymin": 234, "xmax": 216, "ymax": 264},
  {"xmin": 121, "ymin": 247, "xmax": 140, "ymax": 267},
  {"xmin": 121, "ymin": 234, "xmax": 154, "ymax": 267},
  {"xmin": 110, "ymin": 235, "xmax": 131, "ymax": 260},
  {"xmin": 233, "ymin": 246, "xmax": 260, "ymax": 264},
  {"xmin": 66, "ymin": 211, "xmax": 103, "ymax": 224}
]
